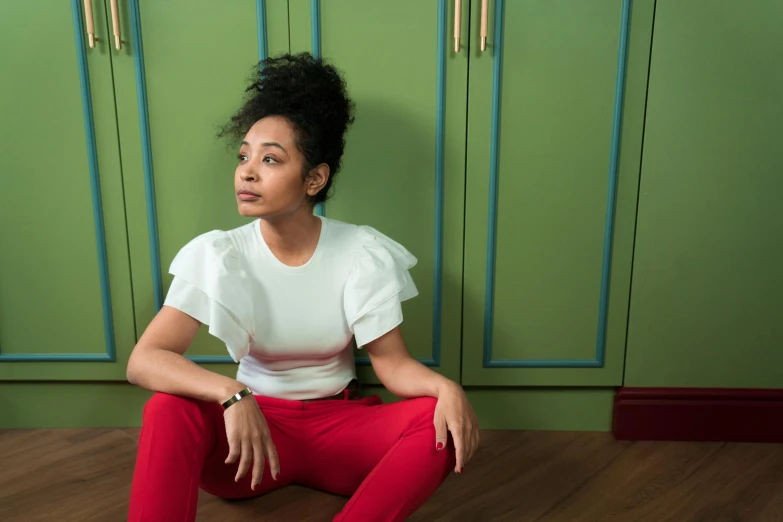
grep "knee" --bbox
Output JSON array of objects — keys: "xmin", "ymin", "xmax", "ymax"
[
  {"xmin": 408, "ymin": 396, "xmax": 438, "ymax": 421},
  {"xmin": 409, "ymin": 397, "xmax": 457, "ymax": 460},
  {"xmin": 406, "ymin": 397, "xmax": 453, "ymax": 444},
  {"xmin": 142, "ymin": 392, "xmax": 202, "ymax": 425}
]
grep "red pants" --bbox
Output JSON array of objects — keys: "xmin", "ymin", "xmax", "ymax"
[{"xmin": 128, "ymin": 392, "xmax": 455, "ymax": 521}]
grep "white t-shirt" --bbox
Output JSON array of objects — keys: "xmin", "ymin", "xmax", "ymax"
[{"xmin": 163, "ymin": 216, "xmax": 418, "ymax": 400}]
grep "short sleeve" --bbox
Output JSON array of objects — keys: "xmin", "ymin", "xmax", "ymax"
[
  {"xmin": 344, "ymin": 226, "xmax": 418, "ymax": 347},
  {"xmin": 164, "ymin": 231, "xmax": 255, "ymax": 362}
]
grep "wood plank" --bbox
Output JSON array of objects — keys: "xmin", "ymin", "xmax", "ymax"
[{"xmin": 1, "ymin": 429, "xmax": 782, "ymax": 521}]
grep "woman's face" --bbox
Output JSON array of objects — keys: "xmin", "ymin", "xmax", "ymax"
[{"xmin": 234, "ymin": 116, "xmax": 316, "ymax": 219}]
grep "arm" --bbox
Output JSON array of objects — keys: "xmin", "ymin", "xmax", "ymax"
[
  {"xmin": 366, "ymin": 327, "xmax": 480, "ymax": 473},
  {"xmin": 365, "ymin": 327, "xmax": 452, "ymax": 399},
  {"xmin": 126, "ymin": 305, "xmax": 279, "ymax": 488},
  {"xmin": 126, "ymin": 305, "xmax": 246, "ymax": 403}
]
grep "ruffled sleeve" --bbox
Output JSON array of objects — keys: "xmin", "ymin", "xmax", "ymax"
[
  {"xmin": 344, "ymin": 226, "xmax": 418, "ymax": 347},
  {"xmin": 163, "ymin": 231, "xmax": 255, "ymax": 362}
]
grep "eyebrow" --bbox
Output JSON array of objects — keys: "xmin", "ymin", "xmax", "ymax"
[{"xmin": 241, "ymin": 140, "xmax": 287, "ymax": 153}]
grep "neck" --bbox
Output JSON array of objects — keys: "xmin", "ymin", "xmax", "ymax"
[{"xmin": 259, "ymin": 206, "xmax": 321, "ymax": 256}]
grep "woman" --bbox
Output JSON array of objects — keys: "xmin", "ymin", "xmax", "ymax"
[{"xmin": 126, "ymin": 53, "xmax": 479, "ymax": 522}]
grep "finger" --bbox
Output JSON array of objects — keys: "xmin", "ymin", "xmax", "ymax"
[
  {"xmin": 251, "ymin": 437, "xmax": 265, "ymax": 490},
  {"xmin": 235, "ymin": 438, "xmax": 252, "ymax": 482},
  {"xmin": 451, "ymin": 424, "xmax": 465, "ymax": 474},
  {"xmin": 468, "ymin": 428, "xmax": 479, "ymax": 462},
  {"xmin": 225, "ymin": 432, "xmax": 240, "ymax": 465},
  {"xmin": 470, "ymin": 428, "xmax": 481, "ymax": 459},
  {"xmin": 265, "ymin": 438, "xmax": 280, "ymax": 480},
  {"xmin": 433, "ymin": 412, "xmax": 448, "ymax": 452}
]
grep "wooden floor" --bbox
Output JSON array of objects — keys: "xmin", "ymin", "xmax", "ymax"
[{"xmin": 1, "ymin": 429, "xmax": 781, "ymax": 521}]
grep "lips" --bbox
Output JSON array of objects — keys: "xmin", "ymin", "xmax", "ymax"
[{"xmin": 237, "ymin": 188, "xmax": 261, "ymax": 201}]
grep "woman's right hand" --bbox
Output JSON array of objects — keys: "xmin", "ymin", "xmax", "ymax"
[{"xmin": 223, "ymin": 393, "xmax": 280, "ymax": 490}]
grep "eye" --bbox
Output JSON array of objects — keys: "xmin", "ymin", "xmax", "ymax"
[
  {"xmin": 237, "ymin": 153, "xmax": 248, "ymax": 163},
  {"xmin": 263, "ymin": 156, "xmax": 279, "ymax": 164}
]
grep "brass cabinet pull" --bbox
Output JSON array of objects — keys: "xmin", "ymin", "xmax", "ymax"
[
  {"xmin": 480, "ymin": 0, "xmax": 488, "ymax": 51},
  {"xmin": 454, "ymin": 0, "xmax": 462, "ymax": 52},
  {"xmin": 110, "ymin": 0, "xmax": 122, "ymax": 50},
  {"xmin": 83, "ymin": 0, "xmax": 97, "ymax": 48}
]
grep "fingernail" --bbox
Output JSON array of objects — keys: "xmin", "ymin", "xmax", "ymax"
[
  {"xmin": 274, "ymin": 473, "xmax": 279, "ymax": 481},
  {"xmin": 460, "ymin": 467, "xmax": 464, "ymax": 474},
  {"xmin": 436, "ymin": 442, "xmax": 444, "ymax": 451}
]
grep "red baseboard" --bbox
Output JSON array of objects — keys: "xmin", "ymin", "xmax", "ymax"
[{"xmin": 612, "ymin": 387, "xmax": 783, "ymax": 443}]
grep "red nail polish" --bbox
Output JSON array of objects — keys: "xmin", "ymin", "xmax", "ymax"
[
  {"xmin": 460, "ymin": 467, "xmax": 464, "ymax": 474},
  {"xmin": 436, "ymin": 442, "xmax": 444, "ymax": 450}
]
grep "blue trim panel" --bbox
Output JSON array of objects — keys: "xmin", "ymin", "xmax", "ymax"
[
  {"xmin": 311, "ymin": 0, "xmax": 321, "ymax": 58},
  {"xmin": 483, "ymin": 0, "xmax": 632, "ymax": 368},
  {"xmin": 312, "ymin": 0, "xmax": 325, "ymax": 217},
  {"xmin": 355, "ymin": 357, "xmax": 438, "ymax": 368},
  {"xmin": 75, "ymin": 0, "xmax": 117, "ymax": 363},
  {"xmin": 354, "ymin": 0, "xmax": 447, "ymax": 368},
  {"xmin": 257, "ymin": 0, "xmax": 268, "ymax": 61},
  {"xmin": 129, "ymin": 0, "xmax": 163, "ymax": 313},
  {"xmin": 594, "ymin": 0, "xmax": 632, "ymax": 369},
  {"xmin": 431, "ymin": 0, "xmax": 446, "ymax": 366},
  {"xmin": 2, "ymin": 1, "xmax": 117, "ymax": 362},
  {"xmin": 188, "ymin": 355, "xmax": 239, "ymax": 364},
  {"xmin": 0, "ymin": 353, "xmax": 114, "ymax": 363},
  {"xmin": 482, "ymin": 0, "xmax": 506, "ymax": 368}
]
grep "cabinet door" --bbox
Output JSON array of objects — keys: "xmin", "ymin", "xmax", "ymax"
[
  {"xmin": 0, "ymin": 0, "xmax": 135, "ymax": 380},
  {"xmin": 625, "ymin": 1, "xmax": 783, "ymax": 388},
  {"xmin": 288, "ymin": 0, "xmax": 469, "ymax": 382},
  {"xmin": 113, "ymin": 1, "xmax": 289, "ymax": 372},
  {"xmin": 462, "ymin": 0, "xmax": 654, "ymax": 386}
]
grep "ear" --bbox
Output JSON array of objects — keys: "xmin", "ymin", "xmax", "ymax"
[{"xmin": 305, "ymin": 163, "xmax": 331, "ymax": 197}]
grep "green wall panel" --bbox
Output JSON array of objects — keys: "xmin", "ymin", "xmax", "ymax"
[
  {"xmin": 462, "ymin": 0, "xmax": 654, "ymax": 386},
  {"xmin": 112, "ymin": 1, "xmax": 289, "ymax": 368},
  {"xmin": 0, "ymin": 0, "xmax": 135, "ymax": 380},
  {"xmin": 625, "ymin": 0, "xmax": 783, "ymax": 389},
  {"xmin": 289, "ymin": 0, "xmax": 468, "ymax": 382}
]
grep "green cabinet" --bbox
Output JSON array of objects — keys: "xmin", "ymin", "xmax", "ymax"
[
  {"xmin": 0, "ymin": 0, "xmax": 135, "ymax": 380},
  {"xmin": 624, "ymin": 0, "xmax": 783, "ymax": 389},
  {"xmin": 286, "ymin": 0, "xmax": 655, "ymax": 387},
  {"xmin": 1, "ymin": 0, "xmax": 655, "ymax": 389},
  {"xmin": 461, "ymin": 0, "xmax": 654, "ymax": 386},
  {"xmin": 0, "ymin": 1, "xmax": 290, "ymax": 381}
]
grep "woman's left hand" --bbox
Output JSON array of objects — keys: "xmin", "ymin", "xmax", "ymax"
[{"xmin": 434, "ymin": 381, "xmax": 480, "ymax": 474}]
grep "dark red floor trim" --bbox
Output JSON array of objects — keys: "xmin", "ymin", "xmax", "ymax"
[{"xmin": 612, "ymin": 387, "xmax": 783, "ymax": 443}]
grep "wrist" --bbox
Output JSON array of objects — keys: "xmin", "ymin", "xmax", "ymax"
[
  {"xmin": 434, "ymin": 377, "xmax": 460, "ymax": 398},
  {"xmin": 214, "ymin": 380, "xmax": 248, "ymax": 405}
]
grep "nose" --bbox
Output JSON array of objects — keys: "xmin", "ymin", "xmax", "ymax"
[{"xmin": 239, "ymin": 159, "xmax": 259, "ymax": 182}]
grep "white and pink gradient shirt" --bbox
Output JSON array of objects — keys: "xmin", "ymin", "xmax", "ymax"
[{"xmin": 163, "ymin": 216, "xmax": 417, "ymax": 401}]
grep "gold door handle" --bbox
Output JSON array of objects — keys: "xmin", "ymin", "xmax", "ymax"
[
  {"xmin": 480, "ymin": 0, "xmax": 489, "ymax": 51},
  {"xmin": 110, "ymin": 0, "xmax": 122, "ymax": 50},
  {"xmin": 454, "ymin": 0, "xmax": 462, "ymax": 53},
  {"xmin": 83, "ymin": 0, "xmax": 97, "ymax": 48}
]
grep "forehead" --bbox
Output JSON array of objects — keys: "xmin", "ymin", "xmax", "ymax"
[{"xmin": 243, "ymin": 116, "xmax": 296, "ymax": 145}]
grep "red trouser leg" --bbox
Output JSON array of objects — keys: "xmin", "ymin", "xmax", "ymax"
[
  {"xmin": 127, "ymin": 393, "xmax": 288, "ymax": 522},
  {"xmin": 294, "ymin": 396, "xmax": 456, "ymax": 522},
  {"xmin": 129, "ymin": 393, "xmax": 455, "ymax": 521}
]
